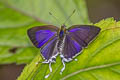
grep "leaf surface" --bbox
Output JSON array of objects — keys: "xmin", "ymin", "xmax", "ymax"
[{"xmin": 18, "ymin": 18, "xmax": 120, "ymax": 80}]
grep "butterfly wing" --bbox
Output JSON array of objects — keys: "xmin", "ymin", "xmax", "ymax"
[
  {"xmin": 27, "ymin": 25, "xmax": 59, "ymax": 60},
  {"xmin": 68, "ymin": 25, "xmax": 101, "ymax": 47},
  {"xmin": 62, "ymin": 34, "xmax": 82, "ymax": 61},
  {"xmin": 62, "ymin": 25, "xmax": 101, "ymax": 61},
  {"xmin": 27, "ymin": 25, "xmax": 59, "ymax": 48},
  {"xmin": 40, "ymin": 36, "xmax": 58, "ymax": 60}
]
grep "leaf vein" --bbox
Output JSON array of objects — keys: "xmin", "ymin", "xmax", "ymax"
[
  {"xmin": 61, "ymin": 62, "xmax": 120, "ymax": 80},
  {"xmin": 84, "ymin": 37, "xmax": 120, "ymax": 67}
]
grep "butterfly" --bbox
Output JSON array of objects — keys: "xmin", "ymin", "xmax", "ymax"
[{"xmin": 27, "ymin": 24, "xmax": 101, "ymax": 78}]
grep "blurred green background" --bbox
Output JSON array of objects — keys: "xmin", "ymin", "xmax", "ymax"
[{"xmin": 0, "ymin": 0, "xmax": 120, "ymax": 80}]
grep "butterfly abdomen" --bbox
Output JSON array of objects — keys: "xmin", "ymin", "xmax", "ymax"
[{"xmin": 57, "ymin": 35, "xmax": 66, "ymax": 53}]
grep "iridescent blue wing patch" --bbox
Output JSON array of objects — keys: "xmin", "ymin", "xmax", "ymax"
[
  {"xmin": 68, "ymin": 25, "xmax": 101, "ymax": 47},
  {"xmin": 27, "ymin": 25, "xmax": 59, "ymax": 48}
]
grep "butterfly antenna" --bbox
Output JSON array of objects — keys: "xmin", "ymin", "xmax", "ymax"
[
  {"xmin": 49, "ymin": 12, "xmax": 61, "ymax": 25},
  {"xmin": 63, "ymin": 9, "xmax": 76, "ymax": 25}
]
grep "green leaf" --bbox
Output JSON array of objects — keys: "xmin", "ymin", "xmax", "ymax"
[
  {"xmin": 0, "ymin": 22, "xmax": 42, "ymax": 64},
  {"xmin": 0, "ymin": 2, "xmax": 43, "ymax": 64},
  {"xmin": 0, "ymin": 0, "xmax": 89, "ymax": 64},
  {"xmin": 17, "ymin": 18, "xmax": 120, "ymax": 80},
  {"xmin": 0, "ymin": 0, "xmax": 89, "ymax": 27},
  {"xmin": 0, "ymin": 46, "xmax": 38, "ymax": 64},
  {"xmin": 0, "ymin": 2, "xmax": 34, "ymax": 28}
]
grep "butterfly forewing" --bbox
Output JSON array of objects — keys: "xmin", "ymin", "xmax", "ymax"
[
  {"xmin": 27, "ymin": 25, "xmax": 59, "ymax": 48},
  {"xmin": 68, "ymin": 25, "xmax": 101, "ymax": 47}
]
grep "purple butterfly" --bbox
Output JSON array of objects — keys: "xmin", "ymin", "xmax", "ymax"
[{"xmin": 27, "ymin": 24, "xmax": 101, "ymax": 77}]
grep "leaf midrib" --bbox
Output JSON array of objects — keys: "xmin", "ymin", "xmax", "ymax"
[{"xmin": 84, "ymin": 36, "xmax": 120, "ymax": 68}]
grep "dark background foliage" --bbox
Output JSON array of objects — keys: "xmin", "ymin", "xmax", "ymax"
[
  {"xmin": 0, "ymin": 0, "xmax": 120, "ymax": 80},
  {"xmin": 87, "ymin": 0, "xmax": 120, "ymax": 22}
]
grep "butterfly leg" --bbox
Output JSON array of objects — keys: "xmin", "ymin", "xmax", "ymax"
[
  {"xmin": 43, "ymin": 58, "xmax": 56, "ymax": 78},
  {"xmin": 45, "ymin": 62, "xmax": 52, "ymax": 78},
  {"xmin": 60, "ymin": 54, "xmax": 68, "ymax": 74},
  {"xmin": 60, "ymin": 59, "xmax": 66, "ymax": 75}
]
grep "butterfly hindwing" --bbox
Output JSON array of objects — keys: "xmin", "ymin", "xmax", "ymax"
[
  {"xmin": 40, "ymin": 36, "xmax": 58, "ymax": 60},
  {"xmin": 27, "ymin": 25, "xmax": 59, "ymax": 48},
  {"xmin": 62, "ymin": 34, "xmax": 82, "ymax": 60}
]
